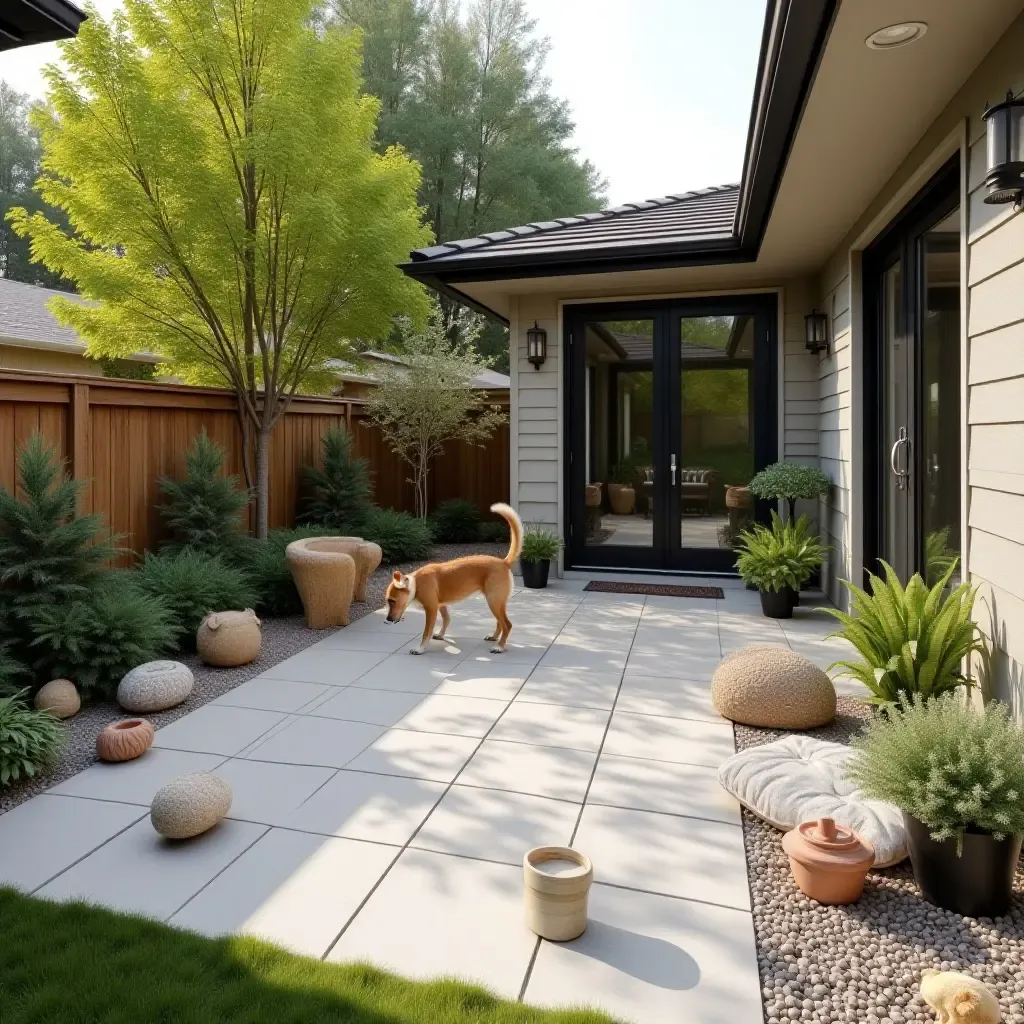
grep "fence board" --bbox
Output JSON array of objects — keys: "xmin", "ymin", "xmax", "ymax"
[{"xmin": 0, "ymin": 369, "xmax": 509, "ymax": 561}]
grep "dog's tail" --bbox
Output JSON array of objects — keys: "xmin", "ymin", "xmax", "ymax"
[{"xmin": 491, "ymin": 503, "xmax": 523, "ymax": 565}]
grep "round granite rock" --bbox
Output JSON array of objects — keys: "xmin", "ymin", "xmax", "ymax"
[
  {"xmin": 118, "ymin": 661, "xmax": 194, "ymax": 714},
  {"xmin": 712, "ymin": 645, "xmax": 836, "ymax": 729},
  {"xmin": 34, "ymin": 678, "xmax": 81, "ymax": 719},
  {"xmin": 151, "ymin": 773, "xmax": 232, "ymax": 839}
]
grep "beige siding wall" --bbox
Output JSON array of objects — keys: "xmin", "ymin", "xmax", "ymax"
[{"xmin": 0, "ymin": 344, "xmax": 103, "ymax": 376}]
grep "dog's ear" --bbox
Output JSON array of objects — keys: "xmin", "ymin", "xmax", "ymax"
[{"xmin": 392, "ymin": 570, "xmax": 403, "ymax": 584}]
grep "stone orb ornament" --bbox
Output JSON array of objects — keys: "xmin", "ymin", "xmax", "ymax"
[
  {"xmin": 34, "ymin": 678, "xmax": 80, "ymax": 719},
  {"xmin": 150, "ymin": 773, "xmax": 232, "ymax": 839},
  {"xmin": 711, "ymin": 645, "xmax": 836, "ymax": 729},
  {"xmin": 96, "ymin": 719, "xmax": 154, "ymax": 762},
  {"xmin": 117, "ymin": 661, "xmax": 194, "ymax": 714},
  {"xmin": 196, "ymin": 609, "xmax": 261, "ymax": 668}
]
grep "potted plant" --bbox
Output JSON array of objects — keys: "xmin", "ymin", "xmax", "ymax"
[
  {"xmin": 826, "ymin": 559, "xmax": 986, "ymax": 707},
  {"xmin": 847, "ymin": 693, "xmax": 1024, "ymax": 917},
  {"xmin": 749, "ymin": 461, "xmax": 831, "ymax": 522},
  {"xmin": 735, "ymin": 513, "xmax": 825, "ymax": 618},
  {"xmin": 606, "ymin": 464, "xmax": 636, "ymax": 516},
  {"xmin": 519, "ymin": 525, "xmax": 562, "ymax": 589}
]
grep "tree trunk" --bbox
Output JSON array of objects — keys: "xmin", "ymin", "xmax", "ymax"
[
  {"xmin": 787, "ymin": 498, "xmax": 797, "ymax": 522},
  {"xmin": 254, "ymin": 425, "xmax": 272, "ymax": 540}
]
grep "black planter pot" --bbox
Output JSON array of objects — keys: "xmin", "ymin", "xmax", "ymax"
[
  {"xmin": 520, "ymin": 558, "xmax": 550, "ymax": 589},
  {"xmin": 904, "ymin": 812, "xmax": 1023, "ymax": 918},
  {"xmin": 759, "ymin": 586, "xmax": 795, "ymax": 619}
]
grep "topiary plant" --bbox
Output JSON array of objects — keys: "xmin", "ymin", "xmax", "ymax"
[
  {"xmin": 429, "ymin": 499, "xmax": 481, "ymax": 543},
  {"xmin": 0, "ymin": 692, "xmax": 64, "ymax": 787},
  {"xmin": 749, "ymin": 461, "xmax": 831, "ymax": 520},
  {"xmin": 299, "ymin": 426, "xmax": 372, "ymax": 533},
  {"xmin": 135, "ymin": 549, "xmax": 256, "ymax": 648},
  {"xmin": 157, "ymin": 431, "xmax": 250, "ymax": 556},
  {"xmin": 363, "ymin": 507, "xmax": 432, "ymax": 564},
  {"xmin": 848, "ymin": 693, "xmax": 1024, "ymax": 853},
  {"xmin": 826, "ymin": 559, "xmax": 986, "ymax": 707},
  {"xmin": 520, "ymin": 525, "xmax": 562, "ymax": 563},
  {"xmin": 735, "ymin": 513, "xmax": 825, "ymax": 593}
]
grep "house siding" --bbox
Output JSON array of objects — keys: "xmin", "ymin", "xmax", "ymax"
[{"xmin": 0, "ymin": 344, "xmax": 104, "ymax": 376}]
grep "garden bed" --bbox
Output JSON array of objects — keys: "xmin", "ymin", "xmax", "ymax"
[
  {"xmin": 0, "ymin": 542, "xmax": 505, "ymax": 816},
  {"xmin": 736, "ymin": 697, "xmax": 1024, "ymax": 1024}
]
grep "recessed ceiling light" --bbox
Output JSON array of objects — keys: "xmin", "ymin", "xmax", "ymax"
[{"xmin": 866, "ymin": 22, "xmax": 928, "ymax": 50}]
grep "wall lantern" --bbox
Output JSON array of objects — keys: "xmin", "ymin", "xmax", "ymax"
[
  {"xmin": 526, "ymin": 321, "xmax": 547, "ymax": 369},
  {"xmin": 804, "ymin": 309, "xmax": 829, "ymax": 354},
  {"xmin": 982, "ymin": 91, "xmax": 1024, "ymax": 208}
]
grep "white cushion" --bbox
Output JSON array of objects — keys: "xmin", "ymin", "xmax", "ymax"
[{"xmin": 718, "ymin": 735, "xmax": 906, "ymax": 867}]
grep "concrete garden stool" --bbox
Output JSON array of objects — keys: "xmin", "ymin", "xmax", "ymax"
[
  {"xmin": 332, "ymin": 537, "xmax": 384, "ymax": 602},
  {"xmin": 286, "ymin": 537, "xmax": 357, "ymax": 628}
]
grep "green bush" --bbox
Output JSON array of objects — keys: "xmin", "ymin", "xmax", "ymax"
[
  {"xmin": 748, "ymin": 461, "xmax": 831, "ymax": 520},
  {"xmin": 0, "ymin": 692, "xmax": 64, "ymax": 787},
  {"xmin": 0, "ymin": 643, "xmax": 30, "ymax": 699},
  {"xmin": 429, "ymin": 499, "xmax": 480, "ymax": 543},
  {"xmin": 364, "ymin": 507, "xmax": 432, "ymax": 564},
  {"xmin": 135, "ymin": 550, "xmax": 256, "ymax": 648},
  {"xmin": 26, "ymin": 575, "xmax": 177, "ymax": 701},
  {"xmin": 848, "ymin": 693, "xmax": 1024, "ymax": 852},
  {"xmin": 300, "ymin": 426, "xmax": 372, "ymax": 532},
  {"xmin": 479, "ymin": 519, "xmax": 509, "ymax": 544},
  {"xmin": 157, "ymin": 431, "xmax": 250, "ymax": 555},
  {"xmin": 520, "ymin": 525, "xmax": 562, "ymax": 562},
  {"xmin": 827, "ymin": 559, "xmax": 986, "ymax": 707},
  {"xmin": 735, "ymin": 512, "xmax": 825, "ymax": 593},
  {"xmin": 231, "ymin": 526, "xmax": 332, "ymax": 618}
]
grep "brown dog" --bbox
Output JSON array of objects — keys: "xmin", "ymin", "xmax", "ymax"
[{"xmin": 384, "ymin": 503, "xmax": 523, "ymax": 654}]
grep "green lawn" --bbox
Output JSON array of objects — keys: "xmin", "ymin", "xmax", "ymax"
[{"xmin": 0, "ymin": 888, "xmax": 617, "ymax": 1024}]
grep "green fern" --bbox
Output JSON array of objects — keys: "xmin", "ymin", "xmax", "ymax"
[
  {"xmin": 827, "ymin": 559, "xmax": 986, "ymax": 706},
  {"xmin": 735, "ymin": 512, "xmax": 825, "ymax": 592},
  {"xmin": 0, "ymin": 692, "xmax": 64, "ymax": 787}
]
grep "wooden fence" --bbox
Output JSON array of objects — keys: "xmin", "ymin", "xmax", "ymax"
[{"xmin": 0, "ymin": 369, "xmax": 510, "ymax": 560}]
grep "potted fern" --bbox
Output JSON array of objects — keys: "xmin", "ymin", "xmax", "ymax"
[
  {"xmin": 848, "ymin": 693, "xmax": 1024, "ymax": 917},
  {"xmin": 735, "ymin": 513, "xmax": 825, "ymax": 618},
  {"xmin": 519, "ymin": 525, "xmax": 562, "ymax": 589},
  {"xmin": 826, "ymin": 560, "xmax": 986, "ymax": 707}
]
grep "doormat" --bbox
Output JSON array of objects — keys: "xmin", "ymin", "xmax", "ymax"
[{"xmin": 583, "ymin": 581, "xmax": 724, "ymax": 599}]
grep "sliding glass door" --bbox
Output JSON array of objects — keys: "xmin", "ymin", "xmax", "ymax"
[{"xmin": 564, "ymin": 296, "xmax": 777, "ymax": 573}]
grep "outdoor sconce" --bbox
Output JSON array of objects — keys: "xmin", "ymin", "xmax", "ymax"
[
  {"xmin": 983, "ymin": 91, "xmax": 1024, "ymax": 208},
  {"xmin": 527, "ymin": 321, "xmax": 548, "ymax": 369},
  {"xmin": 804, "ymin": 309, "xmax": 829, "ymax": 354}
]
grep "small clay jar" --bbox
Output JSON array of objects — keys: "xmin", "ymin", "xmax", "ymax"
[
  {"xmin": 782, "ymin": 816, "xmax": 875, "ymax": 904},
  {"xmin": 96, "ymin": 718, "xmax": 155, "ymax": 762}
]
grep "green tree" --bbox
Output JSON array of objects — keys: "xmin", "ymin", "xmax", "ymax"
[{"xmin": 7, "ymin": 0, "xmax": 430, "ymax": 538}]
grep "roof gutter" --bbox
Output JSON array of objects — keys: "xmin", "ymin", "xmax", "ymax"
[{"xmin": 0, "ymin": 0, "xmax": 87, "ymax": 49}]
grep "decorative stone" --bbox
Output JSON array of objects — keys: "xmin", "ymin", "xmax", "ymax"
[
  {"xmin": 920, "ymin": 969, "xmax": 1000, "ymax": 1024},
  {"xmin": 782, "ymin": 816, "xmax": 875, "ymax": 904},
  {"xmin": 34, "ymin": 678, "xmax": 80, "ymax": 719},
  {"xmin": 150, "ymin": 773, "xmax": 232, "ymax": 839},
  {"xmin": 118, "ymin": 660, "xmax": 194, "ymax": 713},
  {"xmin": 711, "ymin": 644, "xmax": 836, "ymax": 729},
  {"xmin": 96, "ymin": 718, "xmax": 154, "ymax": 762},
  {"xmin": 334, "ymin": 537, "xmax": 383, "ymax": 602},
  {"xmin": 285, "ymin": 537, "xmax": 356, "ymax": 628},
  {"xmin": 196, "ymin": 609, "xmax": 261, "ymax": 667},
  {"xmin": 524, "ymin": 846, "xmax": 593, "ymax": 942}
]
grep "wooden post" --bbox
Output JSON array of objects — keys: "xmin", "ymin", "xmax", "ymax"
[{"xmin": 69, "ymin": 382, "xmax": 90, "ymax": 508}]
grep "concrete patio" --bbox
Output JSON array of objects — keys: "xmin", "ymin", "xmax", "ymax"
[{"xmin": 0, "ymin": 576, "xmax": 856, "ymax": 1023}]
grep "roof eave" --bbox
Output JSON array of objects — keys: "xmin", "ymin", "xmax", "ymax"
[{"xmin": 0, "ymin": 0, "xmax": 87, "ymax": 50}]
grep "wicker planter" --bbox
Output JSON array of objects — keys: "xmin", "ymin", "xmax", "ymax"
[
  {"xmin": 285, "ymin": 538, "xmax": 356, "ymax": 628},
  {"xmin": 333, "ymin": 537, "xmax": 384, "ymax": 602},
  {"xmin": 523, "ymin": 846, "xmax": 593, "ymax": 941},
  {"xmin": 97, "ymin": 719, "xmax": 154, "ymax": 762},
  {"xmin": 608, "ymin": 484, "xmax": 635, "ymax": 516}
]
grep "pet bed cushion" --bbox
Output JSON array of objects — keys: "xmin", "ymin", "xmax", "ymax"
[{"xmin": 718, "ymin": 735, "xmax": 906, "ymax": 867}]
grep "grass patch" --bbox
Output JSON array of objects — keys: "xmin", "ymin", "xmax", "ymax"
[{"xmin": 0, "ymin": 888, "xmax": 616, "ymax": 1023}]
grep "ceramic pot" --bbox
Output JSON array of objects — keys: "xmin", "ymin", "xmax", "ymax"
[
  {"xmin": 584, "ymin": 483, "xmax": 602, "ymax": 508},
  {"xmin": 607, "ymin": 484, "xmax": 635, "ymax": 516},
  {"xmin": 96, "ymin": 718, "xmax": 154, "ymax": 762},
  {"xmin": 523, "ymin": 846, "xmax": 593, "ymax": 941},
  {"xmin": 783, "ymin": 817, "xmax": 875, "ymax": 904},
  {"xmin": 904, "ymin": 812, "xmax": 1023, "ymax": 918},
  {"xmin": 520, "ymin": 558, "xmax": 550, "ymax": 589},
  {"xmin": 725, "ymin": 485, "xmax": 753, "ymax": 509},
  {"xmin": 759, "ymin": 586, "xmax": 795, "ymax": 619}
]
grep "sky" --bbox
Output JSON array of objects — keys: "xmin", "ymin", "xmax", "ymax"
[{"xmin": 0, "ymin": 0, "xmax": 767, "ymax": 207}]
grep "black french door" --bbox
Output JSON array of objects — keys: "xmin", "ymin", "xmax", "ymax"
[
  {"xmin": 564, "ymin": 295, "xmax": 777, "ymax": 574},
  {"xmin": 864, "ymin": 157, "xmax": 961, "ymax": 585}
]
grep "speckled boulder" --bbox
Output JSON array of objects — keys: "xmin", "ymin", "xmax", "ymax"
[
  {"xmin": 712, "ymin": 645, "xmax": 836, "ymax": 729},
  {"xmin": 150, "ymin": 773, "xmax": 232, "ymax": 839},
  {"xmin": 34, "ymin": 678, "xmax": 80, "ymax": 719},
  {"xmin": 117, "ymin": 661, "xmax": 194, "ymax": 714},
  {"xmin": 196, "ymin": 609, "xmax": 261, "ymax": 667}
]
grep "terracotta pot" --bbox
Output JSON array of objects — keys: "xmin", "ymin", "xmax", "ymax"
[
  {"xmin": 96, "ymin": 718, "xmax": 155, "ymax": 762},
  {"xmin": 523, "ymin": 846, "xmax": 593, "ymax": 941},
  {"xmin": 607, "ymin": 484, "xmax": 635, "ymax": 516},
  {"xmin": 725, "ymin": 485, "xmax": 753, "ymax": 509},
  {"xmin": 782, "ymin": 816, "xmax": 875, "ymax": 904}
]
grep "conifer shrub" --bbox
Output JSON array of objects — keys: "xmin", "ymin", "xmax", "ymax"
[
  {"xmin": 364, "ymin": 507, "xmax": 432, "ymax": 563},
  {"xmin": 300, "ymin": 427, "xmax": 372, "ymax": 532},
  {"xmin": 429, "ymin": 499, "xmax": 480, "ymax": 543}
]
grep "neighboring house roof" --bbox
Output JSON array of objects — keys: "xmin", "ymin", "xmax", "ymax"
[
  {"xmin": 0, "ymin": 277, "xmax": 159, "ymax": 362},
  {"xmin": 329, "ymin": 350, "xmax": 509, "ymax": 391},
  {"xmin": 1, "ymin": 0, "xmax": 86, "ymax": 50}
]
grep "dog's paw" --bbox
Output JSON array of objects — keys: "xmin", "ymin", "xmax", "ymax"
[
  {"xmin": 409, "ymin": 648, "xmax": 424, "ymax": 656},
  {"xmin": 432, "ymin": 633, "xmax": 447, "ymax": 641},
  {"xmin": 484, "ymin": 633, "xmax": 500, "ymax": 642},
  {"xmin": 489, "ymin": 646, "xmax": 506, "ymax": 654}
]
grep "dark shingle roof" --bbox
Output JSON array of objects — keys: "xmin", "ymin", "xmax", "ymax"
[
  {"xmin": 408, "ymin": 184, "xmax": 739, "ymax": 268},
  {"xmin": 0, "ymin": 277, "xmax": 89, "ymax": 351}
]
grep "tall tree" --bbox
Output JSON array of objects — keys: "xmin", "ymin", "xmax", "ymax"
[{"xmin": 8, "ymin": 0, "xmax": 430, "ymax": 538}]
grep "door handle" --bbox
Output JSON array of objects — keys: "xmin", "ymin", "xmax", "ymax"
[
  {"xmin": 890, "ymin": 428, "xmax": 909, "ymax": 490},
  {"xmin": 670, "ymin": 454, "xmax": 677, "ymax": 486}
]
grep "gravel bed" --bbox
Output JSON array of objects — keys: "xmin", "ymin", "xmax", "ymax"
[
  {"xmin": 736, "ymin": 696, "xmax": 1024, "ymax": 1023},
  {"xmin": 0, "ymin": 542, "xmax": 506, "ymax": 816}
]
